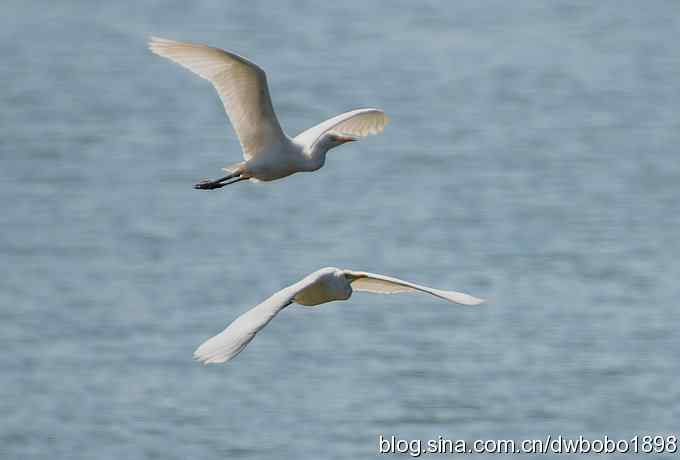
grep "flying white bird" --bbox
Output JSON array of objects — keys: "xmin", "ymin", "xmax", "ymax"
[
  {"xmin": 194, "ymin": 267, "xmax": 484, "ymax": 364},
  {"xmin": 149, "ymin": 37, "xmax": 389, "ymax": 189}
]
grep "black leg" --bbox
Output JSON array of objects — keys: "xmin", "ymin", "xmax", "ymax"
[
  {"xmin": 193, "ymin": 172, "xmax": 238, "ymax": 190},
  {"xmin": 194, "ymin": 175, "xmax": 247, "ymax": 190},
  {"xmin": 213, "ymin": 176, "xmax": 248, "ymax": 188},
  {"xmin": 214, "ymin": 173, "xmax": 239, "ymax": 183}
]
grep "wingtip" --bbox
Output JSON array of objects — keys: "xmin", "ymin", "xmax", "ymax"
[
  {"xmin": 193, "ymin": 344, "xmax": 231, "ymax": 365},
  {"xmin": 148, "ymin": 35, "xmax": 169, "ymax": 44},
  {"xmin": 193, "ymin": 352, "xmax": 214, "ymax": 365},
  {"xmin": 442, "ymin": 291, "xmax": 486, "ymax": 306},
  {"xmin": 147, "ymin": 35, "xmax": 163, "ymax": 53},
  {"xmin": 148, "ymin": 36, "xmax": 179, "ymax": 54},
  {"xmin": 458, "ymin": 292, "xmax": 486, "ymax": 305}
]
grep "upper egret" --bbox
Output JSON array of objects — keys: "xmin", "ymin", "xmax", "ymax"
[{"xmin": 149, "ymin": 37, "xmax": 389, "ymax": 189}]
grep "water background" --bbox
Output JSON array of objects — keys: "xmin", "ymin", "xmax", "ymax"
[{"xmin": 2, "ymin": 1, "xmax": 679, "ymax": 458}]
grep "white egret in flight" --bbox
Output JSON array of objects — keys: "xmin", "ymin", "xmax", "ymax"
[
  {"xmin": 194, "ymin": 267, "xmax": 484, "ymax": 364},
  {"xmin": 149, "ymin": 37, "xmax": 389, "ymax": 189}
]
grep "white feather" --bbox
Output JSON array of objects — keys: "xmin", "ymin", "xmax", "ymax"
[
  {"xmin": 193, "ymin": 270, "xmax": 333, "ymax": 364},
  {"xmin": 149, "ymin": 36, "xmax": 286, "ymax": 160},
  {"xmin": 345, "ymin": 270, "xmax": 485, "ymax": 305},
  {"xmin": 294, "ymin": 108, "xmax": 389, "ymax": 150}
]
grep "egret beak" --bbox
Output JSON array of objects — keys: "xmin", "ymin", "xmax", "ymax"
[{"xmin": 336, "ymin": 135, "xmax": 357, "ymax": 143}]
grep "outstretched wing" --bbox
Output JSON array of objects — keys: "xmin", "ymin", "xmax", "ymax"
[
  {"xmin": 294, "ymin": 108, "xmax": 389, "ymax": 150},
  {"xmin": 344, "ymin": 270, "xmax": 484, "ymax": 306},
  {"xmin": 193, "ymin": 271, "xmax": 325, "ymax": 364},
  {"xmin": 149, "ymin": 37, "xmax": 286, "ymax": 160}
]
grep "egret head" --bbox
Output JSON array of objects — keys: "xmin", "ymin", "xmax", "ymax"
[
  {"xmin": 329, "ymin": 133, "xmax": 357, "ymax": 144},
  {"xmin": 306, "ymin": 133, "xmax": 358, "ymax": 170},
  {"xmin": 319, "ymin": 132, "xmax": 357, "ymax": 152}
]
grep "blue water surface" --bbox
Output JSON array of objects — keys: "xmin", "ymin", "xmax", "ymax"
[{"xmin": 1, "ymin": 1, "xmax": 679, "ymax": 459}]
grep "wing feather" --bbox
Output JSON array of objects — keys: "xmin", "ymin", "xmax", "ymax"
[
  {"xmin": 344, "ymin": 270, "xmax": 484, "ymax": 306},
  {"xmin": 294, "ymin": 108, "xmax": 389, "ymax": 149},
  {"xmin": 193, "ymin": 272, "xmax": 324, "ymax": 364},
  {"xmin": 149, "ymin": 36, "xmax": 286, "ymax": 160}
]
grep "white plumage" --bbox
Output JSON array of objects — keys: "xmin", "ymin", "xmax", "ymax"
[
  {"xmin": 194, "ymin": 267, "xmax": 484, "ymax": 364},
  {"xmin": 149, "ymin": 37, "xmax": 389, "ymax": 188}
]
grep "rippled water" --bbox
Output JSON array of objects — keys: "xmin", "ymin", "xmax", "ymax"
[{"xmin": 2, "ymin": 1, "xmax": 679, "ymax": 459}]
